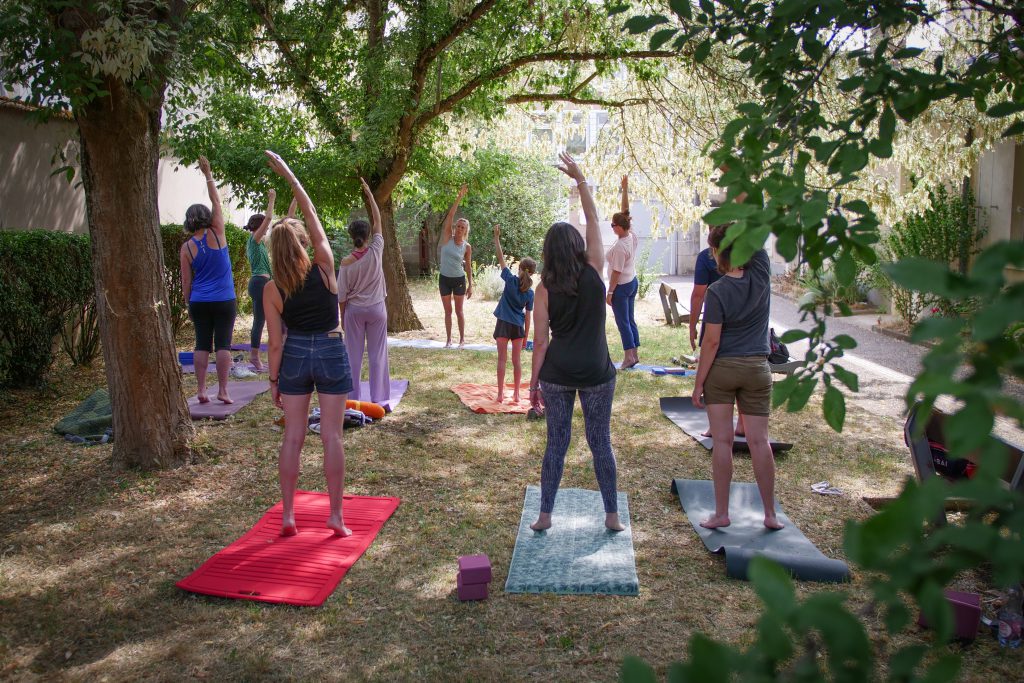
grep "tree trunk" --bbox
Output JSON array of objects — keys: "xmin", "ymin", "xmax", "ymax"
[
  {"xmin": 76, "ymin": 78, "xmax": 194, "ymax": 469},
  {"xmin": 379, "ymin": 195, "xmax": 424, "ymax": 332}
]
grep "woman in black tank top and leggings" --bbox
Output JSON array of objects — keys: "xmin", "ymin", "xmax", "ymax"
[
  {"xmin": 263, "ymin": 151, "xmax": 354, "ymax": 538},
  {"xmin": 528, "ymin": 152, "xmax": 623, "ymax": 533}
]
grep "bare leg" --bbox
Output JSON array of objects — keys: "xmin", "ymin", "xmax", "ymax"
[
  {"xmin": 736, "ymin": 411, "xmax": 746, "ymax": 437},
  {"xmin": 454, "ymin": 295, "xmax": 466, "ymax": 347},
  {"xmin": 318, "ymin": 393, "xmax": 351, "ymax": 537},
  {"xmin": 742, "ymin": 414, "xmax": 784, "ymax": 529},
  {"xmin": 215, "ymin": 349, "xmax": 233, "ymax": 403},
  {"xmin": 701, "ymin": 403, "xmax": 735, "ymax": 529},
  {"xmin": 250, "ymin": 348, "xmax": 263, "ymax": 371},
  {"xmin": 496, "ymin": 338, "xmax": 508, "ymax": 402},
  {"xmin": 279, "ymin": 392, "xmax": 312, "ymax": 536},
  {"xmin": 194, "ymin": 350, "xmax": 210, "ymax": 403},
  {"xmin": 511, "ymin": 338, "xmax": 523, "ymax": 402},
  {"xmin": 441, "ymin": 295, "xmax": 453, "ymax": 347}
]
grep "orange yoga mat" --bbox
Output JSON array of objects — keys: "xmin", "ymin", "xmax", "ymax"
[
  {"xmin": 176, "ymin": 491, "xmax": 400, "ymax": 606},
  {"xmin": 451, "ymin": 382, "xmax": 532, "ymax": 414}
]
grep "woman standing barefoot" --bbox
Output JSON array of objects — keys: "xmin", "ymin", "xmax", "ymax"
[
  {"xmin": 263, "ymin": 151, "xmax": 353, "ymax": 537},
  {"xmin": 437, "ymin": 184, "xmax": 473, "ymax": 348},
  {"xmin": 529, "ymin": 152, "xmax": 623, "ymax": 533}
]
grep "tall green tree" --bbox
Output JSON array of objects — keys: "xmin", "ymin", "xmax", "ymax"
[
  {"xmin": 0, "ymin": 0, "xmax": 201, "ymax": 468},
  {"xmin": 168, "ymin": 0, "xmax": 675, "ymax": 330}
]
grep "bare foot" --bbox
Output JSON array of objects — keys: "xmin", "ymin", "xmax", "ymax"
[
  {"xmin": 327, "ymin": 517, "xmax": 352, "ymax": 537},
  {"xmin": 700, "ymin": 515, "xmax": 731, "ymax": 529},
  {"xmin": 458, "ymin": 340, "xmax": 465, "ymax": 349},
  {"xmin": 280, "ymin": 513, "xmax": 297, "ymax": 537},
  {"xmin": 495, "ymin": 391, "xmax": 504, "ymax": 404},
  {"xmin": 530, "ymin": 513, "xmax": 552, "ymax": 531},
  {"xmin": 605, "ymin": 513, "xmax": 625, "ymax": 532},
  {"xmin": 701, "ymin": 428, "xmax": 712, "ymax": 437},
  {"xmin": 735, "ymin": 429, "xmax": 746, "ymax": 437},
  {"xmin": 444, "ymin": 340, "xmax": 453, "ymax": 349},
  {"xmin": 250, "ymin": 356, "xmax": 263, "ymax": 371},
  {"xmin": 217, "ymin": 391, "xmax": 234, "ymax": 404},
  {"xmin": 512, "ymin": 393, "xmax": 520, "ymax": 403},
  {"xmin": 620, "ymin": 359, "xmax": 638, "ymax": 370},
  {"xmin": 764, "ymin": 515, "xmax": 785, "ymax": 530}
]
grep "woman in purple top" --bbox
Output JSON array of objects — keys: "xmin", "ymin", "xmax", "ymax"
[
  {"xmin": 179, "ymin": 155, "xmax": 236, "ymax": 405},
  {"xmin": 337, "ymin": 179, "xmax": 391, "ymax": 408}
]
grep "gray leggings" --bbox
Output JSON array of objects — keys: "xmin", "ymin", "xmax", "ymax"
[{"xmin": 539, "ymin": 376, "xmax": 618, "ymax": 514}]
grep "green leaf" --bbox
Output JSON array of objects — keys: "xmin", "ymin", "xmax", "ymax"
[
  {"xmin": 823, "ymin": 385, "xmax": 846, "ymax": 431},
  {"xmin": 779, "ymin": 329, "xmax": 808, "ymax": 344},
  {"xmin": 831, "ymin": 364, "xmax": 859, "ymax": 392},
  {"xmin": 703, "ymin": 202, "xmax": 758, "ymax": 224},
  {"xmin": 919, "ymin": 655, "xmax": 961, "ymax": 683},
  {"xmin": 884, "ymin": 259, "xmax": 961, "ymax": 298},
  {"xmin": 843, "ymin": 199, "xmax": 870, "ymax": 214},
  {"xmin": 973, "ymin": 297, "xmax": 1022, "ymax": 341},
  {"xmin": 786, "ymin": 376, "xmax": 818, "ymax": 412},
  {"xmin": 772, "ymin": 374, "xmax": 799, "ymax": 408},
  {"xmin": 800, "ymin": 198, "xmax": 828, "ymax": 228},
  {"xmin": 693, "ymin": 39, "xmax": 712, "ymax": 63},
  {"xmin": 649, "ymin": 28, "xmax": 679, "ymax": 50},
  {"xmin": 669, "ymin": 0, "xmax": 693, "ymax": 20},
  {"xmin": 888, "ymin": 643, "xmax": 925, "ymax": 679},
  {"xmin": 885, "ymin": 605, "xmax": 913, "ymax": 637},
  {"xmin": 918, "ymin": 580, "xmax": 953, "ymax": 641},
  {"xmin": 624, "ymin": 15, "xmax": 669, "ymax": 34},
  {"xmin": 945, "ymin": 401, "xmax": 993, "ymax": 456},
  {"xmin": 833, "ymin": 334, "xmax": 857, "ymax": 349},
  {"xmin": 894, "ymin": 47, "xmax": 924, "ymax": 59},
  {"xmin": 878, "ymin": 106, "xmax": 896, "ymax": 140},
  {"xmin": 1002, "ymin": 120, "xmax": 1024, "ymax": 137},
  {"xmin": 620, "ymin": 656, "xmax": 657, "ymax": 683},
  {"xmin": 835, "ymin": 251, "xmax": 856, "ymax": 286},
  {"xmin": 749, "ymin": 556, "xmax": 796, "ymax": 615},
  {"xmin": 985, "ymin": 101, "xmax": 1024, "ymax": 117}
]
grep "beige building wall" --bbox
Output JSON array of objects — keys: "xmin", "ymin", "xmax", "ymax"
[
  {"xmin": 973, "ymin": 140, "xmax": 1024, "ymax": 284},
  {"xmin": 0, "ymin": 101, "xmax": 249, "ymax": 234}
]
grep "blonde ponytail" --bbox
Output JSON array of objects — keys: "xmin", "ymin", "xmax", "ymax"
[{"xmin": 269, "ymin": 218, "xmax": 312, "ymax": 298}]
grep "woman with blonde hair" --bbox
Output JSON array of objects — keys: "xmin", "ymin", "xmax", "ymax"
[
  {"xmin": 437, "ymin": 184, "xmax": 473, "ymax": 348},
  {"xmin": 263, "ymin": 151, "xmax": 354, "ymax": 537}
]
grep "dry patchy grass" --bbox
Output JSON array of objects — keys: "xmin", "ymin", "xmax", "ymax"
[{"xmin": 0, "ymin": 279, "xmax": 1018, "ymax": 681}]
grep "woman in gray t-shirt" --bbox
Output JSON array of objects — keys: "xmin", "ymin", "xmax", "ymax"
[
  {"xmin": 691, "ymin": 224, "xmax": 783, "ymax": 532},
  {"xmin": 437, "ymin": 184, "xmax": 473, "ymax": 348}
]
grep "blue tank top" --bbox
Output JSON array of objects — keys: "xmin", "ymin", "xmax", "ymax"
[
  {"xmin": 438, "ymin": 238, "xmax": 468, "ymax": 278},
  {"xmin": 189, "ymin": 231, "xmax": 236, "ymax": 302}
]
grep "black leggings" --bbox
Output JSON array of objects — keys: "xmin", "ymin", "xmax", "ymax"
[
  {"xmin": 248, "ymin": 276, "xmax": 269, "ymax": 349},
  {"xmin": 189, "ymin": 299, "xmax": 237, "ymax": 352}
]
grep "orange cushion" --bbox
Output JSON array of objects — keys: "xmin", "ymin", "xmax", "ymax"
[{"xmin": 347, "ymin": 400, "xmax": 386, "ymax": 420}]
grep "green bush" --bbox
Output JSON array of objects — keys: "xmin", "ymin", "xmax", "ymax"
[
  {"xmin": 161, "ymin": 224, "xmax": 252, "ymax": 335},
  {"xmin": 0, "ymin": 231, "xmax": 95, "ymax": 387}
]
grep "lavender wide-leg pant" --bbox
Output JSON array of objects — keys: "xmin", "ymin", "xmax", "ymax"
[{"xmin": 343, "ymin": 300, "xmax": 391, "ymax": 404}]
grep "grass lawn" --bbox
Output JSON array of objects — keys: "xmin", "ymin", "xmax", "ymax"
[{"xmin": 0, "ymin": 276, "xmax": 1016, "ymax": 681}]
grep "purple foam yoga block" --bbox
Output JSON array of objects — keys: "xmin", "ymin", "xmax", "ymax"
[
  {"xmin": 457, "ymin": 572, "xmax": 488, "ymax": 601},
  {"xmin": 457, "ymin": 554, "xmax": 492, "ymax": 584},
  {"xmin": 917, "ymin": 589, "xmax": 981, "ymax": 641}
]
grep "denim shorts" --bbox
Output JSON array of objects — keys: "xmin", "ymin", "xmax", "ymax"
[{"xmin": 279, "ymin": 332, "xmax": 354, "ymax": 396}]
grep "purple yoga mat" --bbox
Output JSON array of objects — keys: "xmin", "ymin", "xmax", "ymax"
[
  {"xmin": 180, "ymin": 359, "xmax": 214, "ymax": 374},
  {"xmin": 188, "ymin": 381, "xmax": 269, "ymax": 420},
  {"xmin": 363, "ymin": 379, "xmax": 409, "ymax": 410},
  {"xmin": 231, "ymin": 343, "xmax": 268, "ymax": 352}
]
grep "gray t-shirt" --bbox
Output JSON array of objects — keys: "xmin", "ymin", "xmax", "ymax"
[{"xmin": 701, "ymin": 249, "xmax": 771, "ymax": 357}]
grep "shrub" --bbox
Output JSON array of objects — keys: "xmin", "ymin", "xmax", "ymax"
[
  {"xmin": 634, "ymin": 244, "xmax": 658, "ymax": 300},
  {"xmin": 0, "ymin": 231, "xmax": 95, "ymax": 387},
  {"xmin": 161, "ymin": 224, "xmax": 251, "ymax": 335},
  {"xmin": 797, "ymin": 264, "xmax": 867, "ymax": 309}
]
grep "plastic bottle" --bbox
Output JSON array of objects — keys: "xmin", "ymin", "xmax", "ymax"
[{"xmin": 997, "ymin": 584, "xmax": 1023, "ymax": 648}]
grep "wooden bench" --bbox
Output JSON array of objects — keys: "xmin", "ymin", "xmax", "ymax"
[{"xmin": 658, "ymin": 282, "xmax": 689, "ymax": 327}]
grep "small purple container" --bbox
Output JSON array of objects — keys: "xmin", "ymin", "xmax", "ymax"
[
  {"xmin": 457, "ymin": 572, "xmax": 488, "ymax": 601},
  {"xmin": 457, "ymin": 554, "xmax": 492, "ymax": 584}
]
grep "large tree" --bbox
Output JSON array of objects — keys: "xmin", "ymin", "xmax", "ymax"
[
  {"xmin": 0, "ymin": 0, "xmax": 199, "ymax": 468},
  {"xmin": 168, "ymin": 0, "xmax": 675, "ymax": 331}
]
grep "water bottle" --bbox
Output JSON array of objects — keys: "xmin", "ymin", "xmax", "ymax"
[{"xmin": 997, "ymin": 584, "xmax": 1023, "ymax": 648}]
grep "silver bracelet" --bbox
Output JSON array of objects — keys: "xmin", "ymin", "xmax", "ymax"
[{"xmin": 576, "ymin": 179, "xmax": 588, "ymax": 187}]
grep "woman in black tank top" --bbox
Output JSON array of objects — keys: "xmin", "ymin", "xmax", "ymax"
[
  {"xmin": 528, "ymin": 153, "xmax": 623, "ymax": 533},
  {"xmin": 263, "ymin": 151, "xmax": 355, "ymax": 538}
]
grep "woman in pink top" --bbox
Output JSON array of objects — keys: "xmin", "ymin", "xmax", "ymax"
[
  {"xmin": 337, "ymin": 179, "xmax": 391, "ymax": 409},
  {"xmin": 605, "ymin": 175, "xmax": 640, "ymax": 369}
]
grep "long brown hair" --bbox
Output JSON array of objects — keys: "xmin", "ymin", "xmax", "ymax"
[
  {"xmin": 270, "ymin": 218, "xmax": 311, "ymax": 298},
  {"xmin": 707, "ymin": 223, "xmax": 734, "ymax": 275},
  {"xmin": 518, "ymin": 257, "xmax": 537, "ymax": 293}
]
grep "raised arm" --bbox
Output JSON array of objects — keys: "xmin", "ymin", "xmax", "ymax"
[
  {"xmin": 197, "ymin": 156, "xmax": 225, "ymax": 239},
  {"xmin": 493, "ymin": 225, "xmax": 505, "ymax": 267},
  {"xmin": 265, "ymin": 150, "xmax": 334, "ymax": 272},
  {"xmin": 252, "ymin": 189, "xmax": 276, "ymax": 244},
  {"xmin": 555, "ymin": 152, "xmax": 602, "ymax": 271},
  {"xmin": 441, "ymin": 184, "xmax": 468, "ymax": 244},
  {"xmin": 287, "ymin": 196, "xmax": 298, "ymax": 219},
  {"xmin": 620, "ymin": 174, "xmax": 629, "ymax": 214},
  {"xmin": 360, "ymin": 178, "xmax": 382, "ymax": 238}
]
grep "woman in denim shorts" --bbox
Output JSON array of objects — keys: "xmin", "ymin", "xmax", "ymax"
[
  {"xmin": 263, "ymin": 150, "xmax": 354, "ymax": 538},
  {"xmin": 691, "ymin": 223, "xmax": 783, "ymax": 531}
]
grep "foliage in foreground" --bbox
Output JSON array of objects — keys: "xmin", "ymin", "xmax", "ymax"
[{"xmin": 622, "ymin": 0, "xmax": 1024, "ymax": 680}]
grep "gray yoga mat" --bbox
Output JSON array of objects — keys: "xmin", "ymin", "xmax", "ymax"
[
  {"xmin": 387, "ymin": 337, "xmax": 497, "ymax": 352},
  {"xmin": 188, "ymin": 381, "xmax": 269, "ymax": 420},
  {"xmin": 505, "ymin": 486, "xmax": 639, "ymax": 596},
  {"xmin": 615, "ymin": 362, "xmax": 696, "ymax": 377},
  {"xmin": 670, "ymin": 478, "xmax": 850, "ymax": 583},
  {"xmin": 360, "ymin": 379, "xmax": 409, "ymax": 411},
  {"xmin": 660, "ymin": 396, "xmax": 794, "ymax": 454}
]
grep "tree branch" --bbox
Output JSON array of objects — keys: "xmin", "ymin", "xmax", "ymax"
[
  {"xmin": 506, "ymin": 93, "xmax": 651, "ymax": 108},
  {"xmin": 418, "ymin": 0, "xmax": 498, "ymax": 70},
  {"xmin": 414, "ymin": 49, "xmax": 676, "ymax": 132}
]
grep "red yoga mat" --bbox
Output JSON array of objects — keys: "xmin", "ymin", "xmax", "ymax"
[{"xmin": 177, "ymin": 491, "xmax": 400, "ymax": 606}]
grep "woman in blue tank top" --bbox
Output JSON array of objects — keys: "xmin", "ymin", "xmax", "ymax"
[
  {"xmin": 179, "ymin": 155, "xmax": 237, "ymax": 405},
  {"xmin": 437, "ymin": 184, "xmax": 473, "ymax": 348}
]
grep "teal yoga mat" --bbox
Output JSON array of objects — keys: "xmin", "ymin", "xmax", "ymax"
[{"xmin": 505, "ymin": 486, "xmax": 639, "ymax": 596}]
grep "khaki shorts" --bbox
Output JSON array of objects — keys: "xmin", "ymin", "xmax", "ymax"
[{"xmin": 703, "ymin": 356, "xmax": 771, "ymax": 416}]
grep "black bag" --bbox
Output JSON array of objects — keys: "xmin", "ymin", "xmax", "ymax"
[{"xmin": 768, "ymin": 328, "xmax": 789, "ymax": 364}]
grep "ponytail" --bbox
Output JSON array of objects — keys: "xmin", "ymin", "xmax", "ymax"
[{"xmin": 518, "ymin": 257, "xmax": 537, "ymax": 293}]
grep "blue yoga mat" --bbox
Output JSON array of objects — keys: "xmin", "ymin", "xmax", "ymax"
[{"xmin": 505, "ymin": 486, "xmax": 639, "ymax": 596}]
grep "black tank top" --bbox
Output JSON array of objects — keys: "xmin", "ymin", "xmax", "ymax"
[
  {"xmin": 281, "ymin": 265, "xmax": 339, "ymax": 334},
  {"xmin": 538, "ymin": 265, "xmax": 616, "ymax": 387}
]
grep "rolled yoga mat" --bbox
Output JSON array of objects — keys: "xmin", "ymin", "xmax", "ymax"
[
  {"xmin": 177, "ymin": 491, "xmax": 400, "ymax": 606},
  {"xmin": 451, "ymin": 382, "xmax": 532, "ymax": 414},
  {"xmin": 505, "ymin": 486, "xmax": 639, "ymax": 596},
  {"xmin": 188, "ymin": 380, "xmax": 269, "ymax": 420},
  {"xmin": 670, "ymin": 478, "xmax": 850, "ymax": 583},
  {"xmin": 387, "ymin": 337, "xmax": 497, "ymax": 352},
  {"xmin": 659, "ymin": 396, "xmax": 794, "ymax": 454}
]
